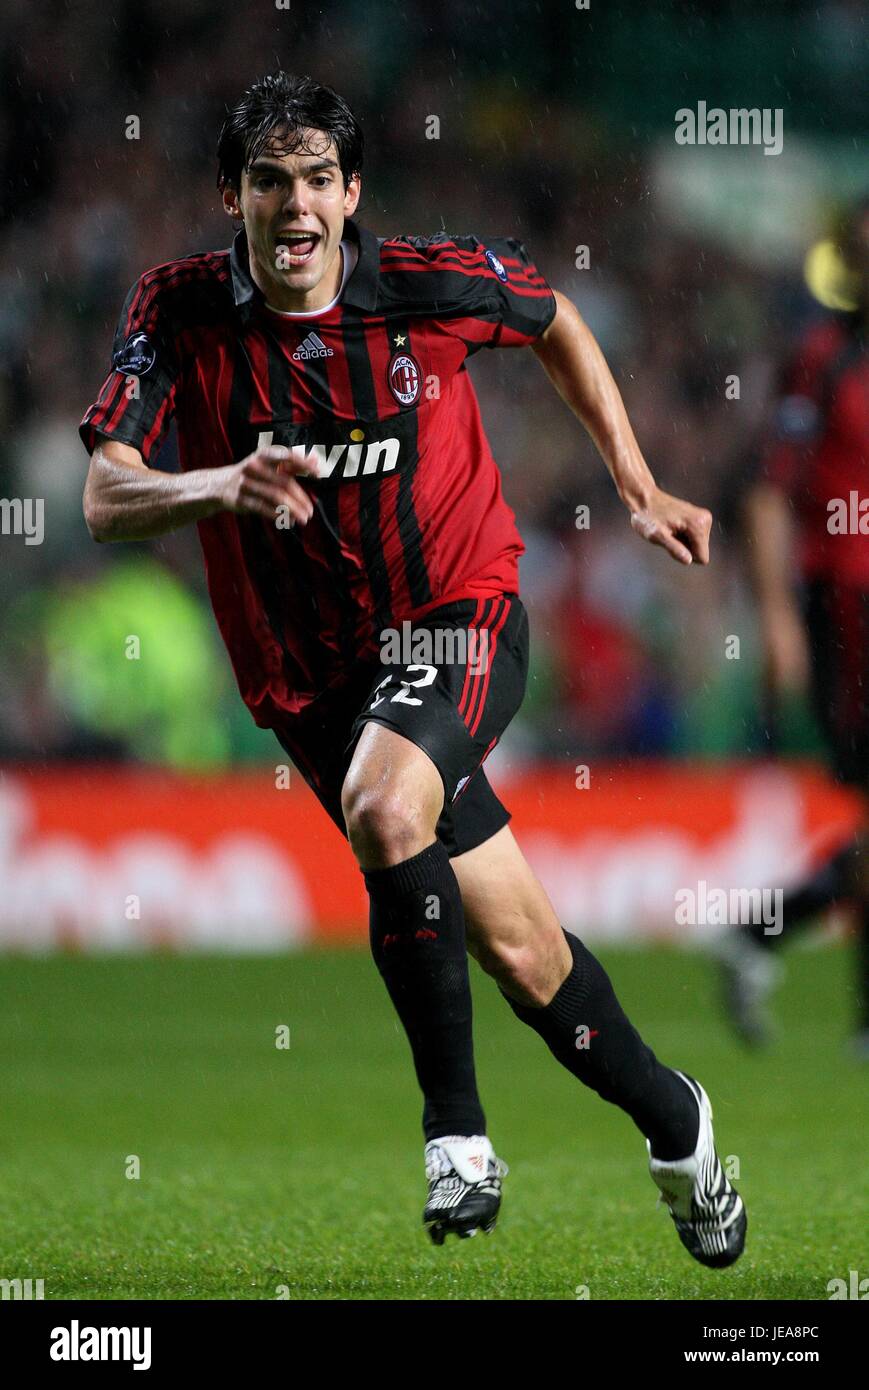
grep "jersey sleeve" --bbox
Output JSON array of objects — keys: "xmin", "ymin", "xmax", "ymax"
[
  {"xmin": 469, "ymin": 236, "xmax": 556, "ymax": 347},
  {"xmin": 79, "ymin": 273, "xmax": 181, "ymax": 465},
  {"xmin": 385, "ymin": 233, "xmax": 556, "ymax": 350}
]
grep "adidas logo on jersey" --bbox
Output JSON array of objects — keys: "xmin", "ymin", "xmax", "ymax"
[{"xmin": 292, "ymin": 332, "xmax": 333, "ymax": 361}]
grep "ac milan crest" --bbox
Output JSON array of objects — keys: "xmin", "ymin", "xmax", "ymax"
[{"xmin": 388, "ymin": 351, "xmax": 421, "ymax": 406}]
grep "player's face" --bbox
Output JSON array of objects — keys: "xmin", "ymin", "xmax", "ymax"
[{"xmin": 226, "ymin": 129, "xmax": 361, "ymax": 311}]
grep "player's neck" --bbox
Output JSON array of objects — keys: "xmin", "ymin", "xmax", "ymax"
[{"xmin": 249, "ymin": 242, "xmax": 345, "ymax": 315}]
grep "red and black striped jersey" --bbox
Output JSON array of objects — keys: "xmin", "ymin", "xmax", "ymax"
[
  {"xmin": 79, "ymin": 219, "xmax": 556, "ymax": 725},
  {"xmin": 757, "ymin": 311, "xmax": 869, "ymax": 587}
]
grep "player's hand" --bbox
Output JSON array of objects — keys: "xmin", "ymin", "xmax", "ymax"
[
  {"xmin": 759, "ymin": 602, "xmax": 811, "ymax": 696},
  {"xmin": 217, "ymin": 445, "xmax": 318, "ymax": 525},
  {"xmin": 629, "ymin": 488, "xmax": 713, "ymax": 565}
]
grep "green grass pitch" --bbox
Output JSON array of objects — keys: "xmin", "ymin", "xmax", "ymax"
[{"xmin": 0, "ymin": 943, "xmax": 866, "ymax": 1300}]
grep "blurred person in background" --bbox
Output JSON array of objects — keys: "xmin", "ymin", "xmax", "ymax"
[{"xmin": 718, "ymin": 197, "xmax": 869, "ymax": 1055}]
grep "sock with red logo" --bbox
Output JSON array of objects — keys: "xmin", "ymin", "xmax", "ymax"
[
  {"xmin": 501, "ymin": 929, "xmax": 699, "ymax": 1160},
  {"xmin": 364, "ymin": 840, "xmax": 485, "ymax": 1142}
]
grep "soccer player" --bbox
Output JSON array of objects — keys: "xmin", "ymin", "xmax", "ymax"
[
  {"xmin": 718, "ymin": 198, "xmax": 869, "ymax": 1053},
  {"xmin": 80, "ymin": 72, "xmax": 745, "ymax": 1264}
]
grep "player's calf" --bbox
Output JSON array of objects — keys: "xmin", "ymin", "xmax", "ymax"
[
  {"xmin": 501, "ymin": 928, "xmax": 701, "ymax": 1159},
  {"xmin": 454, "ymin": 824, "xmax": 573, "ymax": 1007},
  {"xmin": 456, "ymin": 832, "xmax": 701, "ymax": 1155},
  {"xmin": 346, "ymin": 724, "xmax": 489, "ymax": 1154},
  {"xmin": 364, "ymin": 840, "xmax": 486, "ymax": 1144}
]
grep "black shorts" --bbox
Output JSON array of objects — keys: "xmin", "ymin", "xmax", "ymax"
[
  {"xmin": 804, "ymin": 578, "xmax": 869, "ymax": 790},
  {"xmin": 272, "ymin": 593, "xmax": 529, "ymax": 857}
]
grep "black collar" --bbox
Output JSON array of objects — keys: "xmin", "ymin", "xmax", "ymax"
[{"xmin": 229, "ymin": 218, "xmax": 380, "ymax": 316}]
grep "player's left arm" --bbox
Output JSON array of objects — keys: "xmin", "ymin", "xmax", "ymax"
[{"xmin": 531, "ymin": 289, "xmax": 712, "ymax": 565}]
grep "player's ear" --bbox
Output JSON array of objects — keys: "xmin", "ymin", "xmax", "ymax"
[
  {"xmin": 221, "ymin": 183, "xmax": 243, "ymax": 221},
  {"xmin": 343, "ymin": 175, "xmax": 361, "ymax": 219}
]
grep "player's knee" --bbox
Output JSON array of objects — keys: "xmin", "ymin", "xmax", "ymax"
[
  {"xmin": 342, "ymin": 780, "xmax": 430, "ymax": 867},
  {"xmin": 476, "ymin": 937, "xmax": 562, "ymax": 1008}
]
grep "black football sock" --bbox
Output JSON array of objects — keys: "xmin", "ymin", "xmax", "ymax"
[
  {"xmin": 745, "ymin": 841, "xmax": 856, "ymax": 950},
  {"xmin": 502, "ymin": 929, "xmax": 699, "ymax": 1161},
  {"xmin": 364, "ymin": 841, "xmax": 485, "ymax": 1142}
]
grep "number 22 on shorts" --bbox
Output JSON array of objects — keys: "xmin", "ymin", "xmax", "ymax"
[{"xmin": 369, "ymin": 664, "xmax": 437, "ymax": 709}]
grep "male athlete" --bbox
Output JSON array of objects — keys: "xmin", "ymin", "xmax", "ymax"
[
  {"xmin": 80, "ymin": 72, "xmax": 745, "ymax": 1263},
  {"xmin": 718, "ymin": 198, "xmax": 869, "ymax": 1053}
]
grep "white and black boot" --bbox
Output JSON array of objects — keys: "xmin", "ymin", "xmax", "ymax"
[
  {"xmin": 648, "ymin": 1073, "xmax": 747, "ymax": 1268},
  {"xmin": 423, "ymin": 1135, "xmax": 507, "ymax": 1245}
]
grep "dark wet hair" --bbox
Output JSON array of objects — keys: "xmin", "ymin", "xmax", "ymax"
[{"xmin": 216, "ymin": 72, "xmax": 363, "ymax": 192}]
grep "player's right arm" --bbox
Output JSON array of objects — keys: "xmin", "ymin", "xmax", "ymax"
[
  {"xmin": 81, "ymin": 265, "xmax": 316, "ymax": 541},
  {"xmin": 83, "ymin": 437, "xmax": 315, "ymax": 542}
]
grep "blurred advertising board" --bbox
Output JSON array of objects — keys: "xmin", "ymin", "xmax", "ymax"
[{"xmin": 0, "ymin": 763, "xmax": 861, "ymax": 951}]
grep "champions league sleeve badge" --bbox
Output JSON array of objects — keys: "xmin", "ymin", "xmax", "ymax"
[
  {"xmin": 484, "ymin": 248, "xmax": 509, "ymax": 282},
  {"xmin": 113, "ymin": 331, "xmax": 158, "ymax": 377}
]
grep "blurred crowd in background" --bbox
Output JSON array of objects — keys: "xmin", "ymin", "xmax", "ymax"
[{"xmin": 0, "ymin": 0, "xmax": 865, "ymax": 769}]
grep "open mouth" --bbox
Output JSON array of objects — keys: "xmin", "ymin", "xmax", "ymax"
[{"xmin": 275, "ymin": 230, "xmax": 321, "ymax": 266}]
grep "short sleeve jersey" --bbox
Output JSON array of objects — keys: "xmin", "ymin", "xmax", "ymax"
[{"xmin": 80, "ymin": 221, "xmax": 556, "ymax": 726}]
